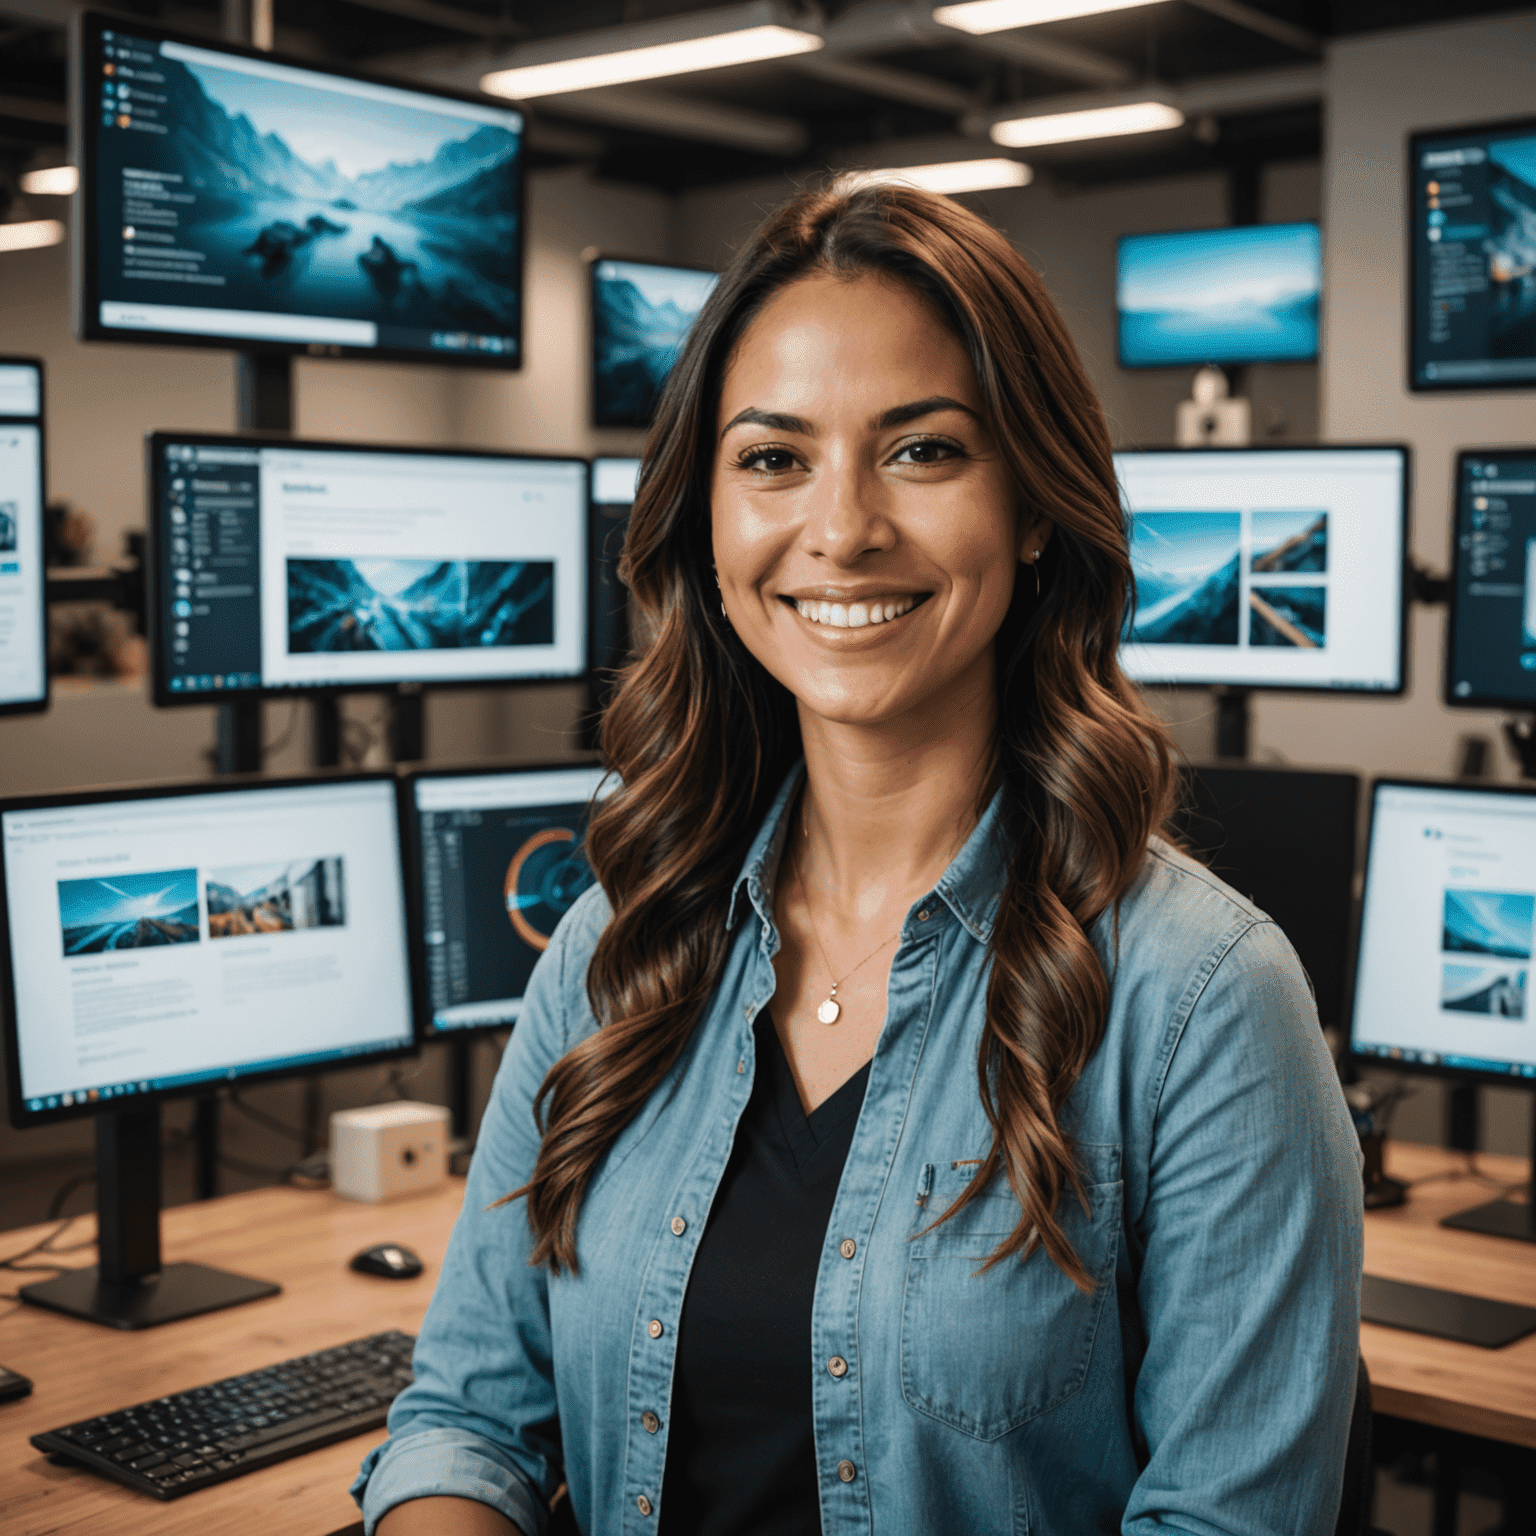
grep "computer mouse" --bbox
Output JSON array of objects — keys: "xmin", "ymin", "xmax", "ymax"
[{"xmin": 350, "ymin": 1243, "xmax": 424, "ymax": 1280}]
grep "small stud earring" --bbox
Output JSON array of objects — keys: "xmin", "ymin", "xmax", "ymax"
[{"xmin": 1032, "ymin": 550, "xmax": 1042, "ymax": 597}]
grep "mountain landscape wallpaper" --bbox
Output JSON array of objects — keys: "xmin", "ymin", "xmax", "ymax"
[
  {"xmin": 592, "ymin": 260, "xmax": 719, "ymax": 426},
  {"xmin": 1128, "ymin": 511, "xmax": 1241, "ymax": 645},
  {"xmin": 100, "ymin": 50, "xmax": 521, "ymax": 345},
  {"xmin": 1252, "ymin": 511, "xmax": 1327, "ymax": 573},
  {"xmin": 1248, "ymin": 585, "xmax": 1326, "ymax": 647}
]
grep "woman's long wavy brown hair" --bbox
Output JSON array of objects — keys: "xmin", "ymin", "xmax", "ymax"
[{"xmin": 514, "ymin": 182, "xmax": 1177, "ymax": 1289}]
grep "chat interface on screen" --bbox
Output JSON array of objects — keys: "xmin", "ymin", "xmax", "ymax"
[
  {"xmin": 593, "ymin": 260, "xmax": 719, "ymax": 427},
  {"xmin": 158, "ymin": 441, "xmax": 587, "ymax": 695},
  {"xmin": 0, "ymin": 363, "xmax": 41, "ymax": 419},
  {"xmin": 1353, "ymin": 784, "xmax": 1536, "ymax": 1080},
  {"xmin": 414, "ymin": 768, "xmax": 609, "ymax": 1033},
  {"xmin": 86, "ymin": 18, "xmax": 523, "ymax": 360},
  {"xmin": 1116, "ymin": 448, "xmax": 1405, "ymax": 691},
  {"xmin": 1412, "ymin": 122, "xmax": 1536, "ymax": 388},
  {"xmin": 0, "ymin": 424, "xmax": 45, "ymax": 711},
  {"xmin": 1449, "ymin": 451, "xmax": 1536, "ymax": 707},
  {"xmin": 3, "ymin": 780, "xmax": 413, "ymax": 1114},
  {"xmin": 1117, "ymin": 223, "xmax": 1320, "ymax": 369}
]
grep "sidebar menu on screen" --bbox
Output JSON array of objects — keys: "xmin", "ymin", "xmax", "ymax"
[{"xmin": 161, "ymin": 443, "xmax": 263, "ymax": 694}]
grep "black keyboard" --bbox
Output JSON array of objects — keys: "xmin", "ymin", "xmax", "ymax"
[{"xmin": 32, "ymin": 1328, "xmax": 414, "ymax": 1500}]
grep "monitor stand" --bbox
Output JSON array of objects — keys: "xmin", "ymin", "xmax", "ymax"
[
  {"xmin": 20, "ymin": 1105, "xmax": 280, "ymax": 1330},
  {"xmin": 1440, "ymin": 1105, "xmax": 1536, "ymax": 1246}
]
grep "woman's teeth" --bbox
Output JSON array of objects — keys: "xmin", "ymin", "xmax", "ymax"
[{"xmin": 794, "ymin": 596, "xmax": 918, "ymax": 629}]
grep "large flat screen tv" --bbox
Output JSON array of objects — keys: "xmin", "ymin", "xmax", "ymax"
[
  {"xmin": 1409, "ymin": 116, "xmax": 1536, "ymax": 391},
  {"xmin": 1116, "ymin": 445, "xmax": 1408, "ymax": 693},
  {"xmin": 148, "ymin": 433, "xmax": 587, "ymax": 704},
  {"xmin": 73, "ymin": 10, "xmax": 524, "ymax": 367},
  {"xmin": 1117, "ymin": 223, "xmax": 1321, "ymax": 369},
  {"xmin": 591, "ymin": 255, "xmax": 718, "ymax": 428}
]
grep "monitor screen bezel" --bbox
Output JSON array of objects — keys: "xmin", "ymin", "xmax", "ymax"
[
  {"xmin": 72, "ymin": 9, "xmax": 526, "ymax": 371},
  {"xmin": 588, "ymin": 251, "xmax": 718, "ymax": 429},
  {"xmin": 146, "ymin": 429, "xmax": 591, "ymax": 707},
  {"xmin": 0, "ymin": 353, "xmax": 49, "ymax": 719},
  {"xmin": 1116, "ymin": 441, "xmax": 1413, "ymax": 696},
  {"xmin": 403, "ymin": 758, "xmax": 607, "ymax": 1041},
  {"xmin": 1347, "ymin": 774, "xmax": 1536, "ymax": 1091},
  {"xmin": 1407, "ymin": 114, "xmax": 1536, "ymax": 396},
  {"xmin": 1, "ymin": 768, "xmax": 422, "ymax": 1130},
  {"xmin": 1444, "ymin": 444, "xmax": 1536, "ymax": 711},
  {"xmin": 1114, "ymin": 221, "xmax": 1323, "ymax": 372}
]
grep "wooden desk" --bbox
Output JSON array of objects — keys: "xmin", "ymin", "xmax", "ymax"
[
  {"xmin": 1365, "ymin": 1140, "xmax": 1536, "ymax": 1450},
  {"xmin": 2, "ymin": 1179, "xmax": 466, "ymax": 1536}
]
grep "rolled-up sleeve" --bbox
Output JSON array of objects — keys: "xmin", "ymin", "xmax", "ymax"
[
  {"xmin": 351, "ymin": 887, "xmax": 606, "ymax": 1535},
  {"xmin": 1124, "ymin": 919, "xmax": 1365, "ymax": 1536}
]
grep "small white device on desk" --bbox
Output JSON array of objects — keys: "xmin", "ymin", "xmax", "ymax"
[{"xmin": 331, "ymin": 1101, "xmax": 451, "ymax": 1203}]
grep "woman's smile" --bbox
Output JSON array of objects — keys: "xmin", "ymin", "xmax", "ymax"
[{"xmin": 782, "ymin": 590, "xmax": 931, "ymax": 631}]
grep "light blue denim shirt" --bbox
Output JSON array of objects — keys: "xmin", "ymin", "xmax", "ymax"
[{"xmin": 355, "ymin": 766, "xmax": 1364, "ymax": 1536}]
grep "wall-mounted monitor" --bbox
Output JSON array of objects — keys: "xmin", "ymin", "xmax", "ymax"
[
  {"xmin": 74, "ymin": 10, "xmax": 524, "ymax": 367},
  {"xmin": 0, "ymin": 356, "xmax": 47, "ymax": 718},
  {"xmin": 1409, "ymin": 117, "xmax": 1536, "ymax": 391},
  {"xmin": 148, "ymin": 433, "xmax": 588, "ymax": 704},
  {"xmin": 1447, "ymin": 446, "xmax": 1536, "ymax": 708},
  {"xmin": 1116, "ymin": 445, "xmax": 1408, "ymax": 693},
  {"xmin": 591, "ymin": 255, "xmax": 718, "ymax": 428},
  {"xmin": 407, "ymin": 764, "xmax": 611, "ymax": 1037},
  {"xmin": 1117, "ymin": 223, "xmax": 1321, "ymax": 369}
]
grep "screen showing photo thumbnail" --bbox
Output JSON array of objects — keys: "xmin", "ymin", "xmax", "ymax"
[
  {"xmin": 206, "ymin": 856, "xmax": 345, "ymax": 938},
  {"xmin": 1442, "ymin": 888, "xmax": 1535, "ymax": 959},
  {"xmin": 1441, "ymin": 961, "xmax": 1527, "ymax": 1019},
  {"xmin": 1128, "ymin": 511, "xmax": 1241, "ymax": 646},
  {"xmin": 593, "ymin": 259, "xmax": 719, "ymax": 427},
  {"xmin": 59, "ymin": 868, "xmax": 200, "ymax": 954},
  {"xmin": 1248, "ymin": 586, "xmax": 1326, "ymax": 648},
  {"xmin": 287, "ymin": 558, "xmax": 554, "ymax": 652},
  {"xmin": 1251, "ymin": 510, "xmax": 1327, "ymax": 573},
  {"xmin": 0, "ymin": 500, "xmax": 15, "ymax": 553}
]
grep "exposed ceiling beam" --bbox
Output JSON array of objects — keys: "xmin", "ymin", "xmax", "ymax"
[
  {"xmin": 949, "ymin": 26, "xmax": 1133, "ymax": 88},
  {"xmin": 337, "ymin": 0, "xmax": 522, "ymax": 41},
  {"xmin": 528, "ymin": 85, "xmax": 807, "ymax": 156},
  {"xmin": 523, "ymin": 117, "xmax": 606, "ymax": 158},
  {"xmin": 1182, "ymin": 0, "xmax": 1322, "ymax": 56},
  {"xmin": 792, "ymin": 53, "xmax": 972, "ymax": 113}
]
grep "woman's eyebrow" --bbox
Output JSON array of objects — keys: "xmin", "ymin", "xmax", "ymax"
[
  {"xmin": 719, "ymin": 406, "xmax": 814, "ymax": 439},
  {"xmin": 872, "ymin": 395, "xmax": 979, "ymax": 430}
]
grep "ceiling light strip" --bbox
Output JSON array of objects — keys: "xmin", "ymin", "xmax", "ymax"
[
  {"xmin": 932, "ymin": 0, "xmax": 1156, "ymax": 37},
  {"xmin": 988, "ymin": 99, "xmax": 1184, "ymax": 147}
]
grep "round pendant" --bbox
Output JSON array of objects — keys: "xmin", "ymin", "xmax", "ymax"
[{"xmin": 817, "ymin": 997, "xmax": 841, "ymax": 1025}]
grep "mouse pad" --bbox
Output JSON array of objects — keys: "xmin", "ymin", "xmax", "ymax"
[{"xmin": 1361, "ymin": 1273, "xmax": 1536, "ymax": 1348}]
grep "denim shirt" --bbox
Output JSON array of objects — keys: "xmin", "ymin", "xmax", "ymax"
[{"xmin": 354, "ymin": 766, "xmax": 1364, "ymax": 1536}]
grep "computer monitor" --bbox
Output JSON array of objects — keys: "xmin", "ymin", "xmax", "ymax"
[
  {"xmin": 590, "ymin": 255, "xmax": 719, "ymax": 428},
  {"xmin": 148, "ymin": 433, "xmax": 588, "ymax": 703},
  {"xmin": 1446, "ymin": 446, "xmax": 1536, "ymax": 709},
  {"xmin": 1116, "ymin": 445, "xmax": 1409, "ymax": 693},
  {"xmin": 1116, "ymin": 223, "xmax": 1321, "ymax": 370},
  {"xmin": 408, "ymin": 764, "xmax": 610, "ymax": 1038},
  {"xmin": 0, "ymin": 772, "xmax": 418, "ymax": 1324},
  {"xmin": 1409, "ymin": 116, "xmax": 1536, "ymax": 391},
  {"xmin": 74, "ymin": 11, "xmax": 524, "ymax": 367},
  {"xmin": 1177, "ymin": 764, "xmax": 1360, "ymax": 1031},
  {"xmin": 0, "ymin": 356, "xmax": 47, "ymax": 718},
  {"xmin": 1350, "ymin": 778, "xmax": 1536, "ymax": 1242}
]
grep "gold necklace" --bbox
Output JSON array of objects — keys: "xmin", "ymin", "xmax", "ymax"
[{"xmin": 790, "ymin": 810, "xmax": 967, "ymax": 1026}]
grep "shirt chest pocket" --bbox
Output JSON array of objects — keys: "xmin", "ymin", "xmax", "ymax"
[{"xmin": 899, "ymin": 1143, "xmax": 1122, "ymax": 1441}]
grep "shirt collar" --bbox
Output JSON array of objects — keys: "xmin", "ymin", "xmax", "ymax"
[{"xmin": 726, "ymin": 762, "xmax": 1009, "ymax": 945}]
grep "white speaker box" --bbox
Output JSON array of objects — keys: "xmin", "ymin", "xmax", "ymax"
[{"xmin": 330, "ymin": 1101, "xmax": 451, "ymax": 1203}]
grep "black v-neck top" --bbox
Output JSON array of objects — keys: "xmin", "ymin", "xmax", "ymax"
[{"xmin": 658, "ymin": 1016, "xmax": 872, "ymax": 1535}]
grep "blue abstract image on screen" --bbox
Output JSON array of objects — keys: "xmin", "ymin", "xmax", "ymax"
[
  {"xmin": 593, "ymin": 260, "xmax": 719, "ymax": 427},
  {"xmin": 1127, "ymin": 511, "xmax": 1241, "ymax": 646},
  {"xmin": 1118, "ymin": 223, "xmax": 1321, "ymax": 367}
]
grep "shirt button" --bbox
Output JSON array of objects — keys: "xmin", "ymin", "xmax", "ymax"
[
  {"xmin": 637, "ymin": 1494, "xmax": 653, "ymax": 1515},
  {"xmin": 648, "ymin": 1319, "xmax": 663, "ymax": 1338},
  {"xmin": 670, "ymin": 1216, "xmax": 686, "ymax": 1236},
  {"xmin": 839, "ymin": 1238, "xmax": 856, "ymax": 1259},
  {"xmin": 642, "ymin": 1410, "xmax": 660, "ymax": 1433},
  {"xmin": 827, "ymin": 1356, "xmax": 848, "ymax": 1378},
  {"xmin": 837, "ymin": 1459, "xmax": 857, "ymax": 1483},
  {"xmin": 917, "ymin": 909, "xmax": 929, "ymax": 921}
]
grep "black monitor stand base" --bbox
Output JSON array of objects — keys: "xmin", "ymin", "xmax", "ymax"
[
  {"xmin": 1442, "ymin": 1197, "xmax": 1536, "ymax": 1244},
  {"xmin": 20, "ymin": 1262, "xmax": 279, "ymax": 1331}
]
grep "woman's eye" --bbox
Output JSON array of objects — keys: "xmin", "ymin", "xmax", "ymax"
[
  {"xmin": 892, "ymin": 438, "xmax": 963, "ymax": 465},
  {"xmin": 736, "ymin": 447, "xmax": 798, "ymax": 474}
]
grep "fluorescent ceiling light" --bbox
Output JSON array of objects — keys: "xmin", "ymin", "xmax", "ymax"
[
  {"xmin": 481, "ymin": 24, "xmax": 822, "ymax": 99},
  {"xmin": 847, "ymin": 159, "xmax": 1033, "ymax": 195},
  {"xmin": 20, "ymin": 166, "xmax": 78, "ymax": 196},
  {"xmin": 933, "ymin": 0, "xmax": 1155, "ymax": 35},
  {"xmin": 990, "ymin": 99, "xmax": 1183, "ymax": 147},
  {"xmin": 0, "ymin": 219, "xmax": 65, "ymax": 253}
]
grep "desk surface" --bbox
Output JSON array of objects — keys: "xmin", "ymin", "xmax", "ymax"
[
  {"xmin": 2, "ymin": 1178, "xmax": 465, "ymax": 1536},
  {"xmin": 3, "ymin": 1141, "xmax": 1534, "ymax": 1532}
]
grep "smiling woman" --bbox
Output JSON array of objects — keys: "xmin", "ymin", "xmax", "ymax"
[{"xmin": 358, "ymin": 185, "xmax": 1364, "ymax": 1536}]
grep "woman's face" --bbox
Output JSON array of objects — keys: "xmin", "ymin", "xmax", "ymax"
[{"xmin": 711, "ymin": 270, "xmax": 1049, "ymax": 731}]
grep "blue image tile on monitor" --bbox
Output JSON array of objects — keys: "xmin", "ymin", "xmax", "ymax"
[{"xmin": 593, "ymin": 259, "xmax": 719, "ymax": 427}]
